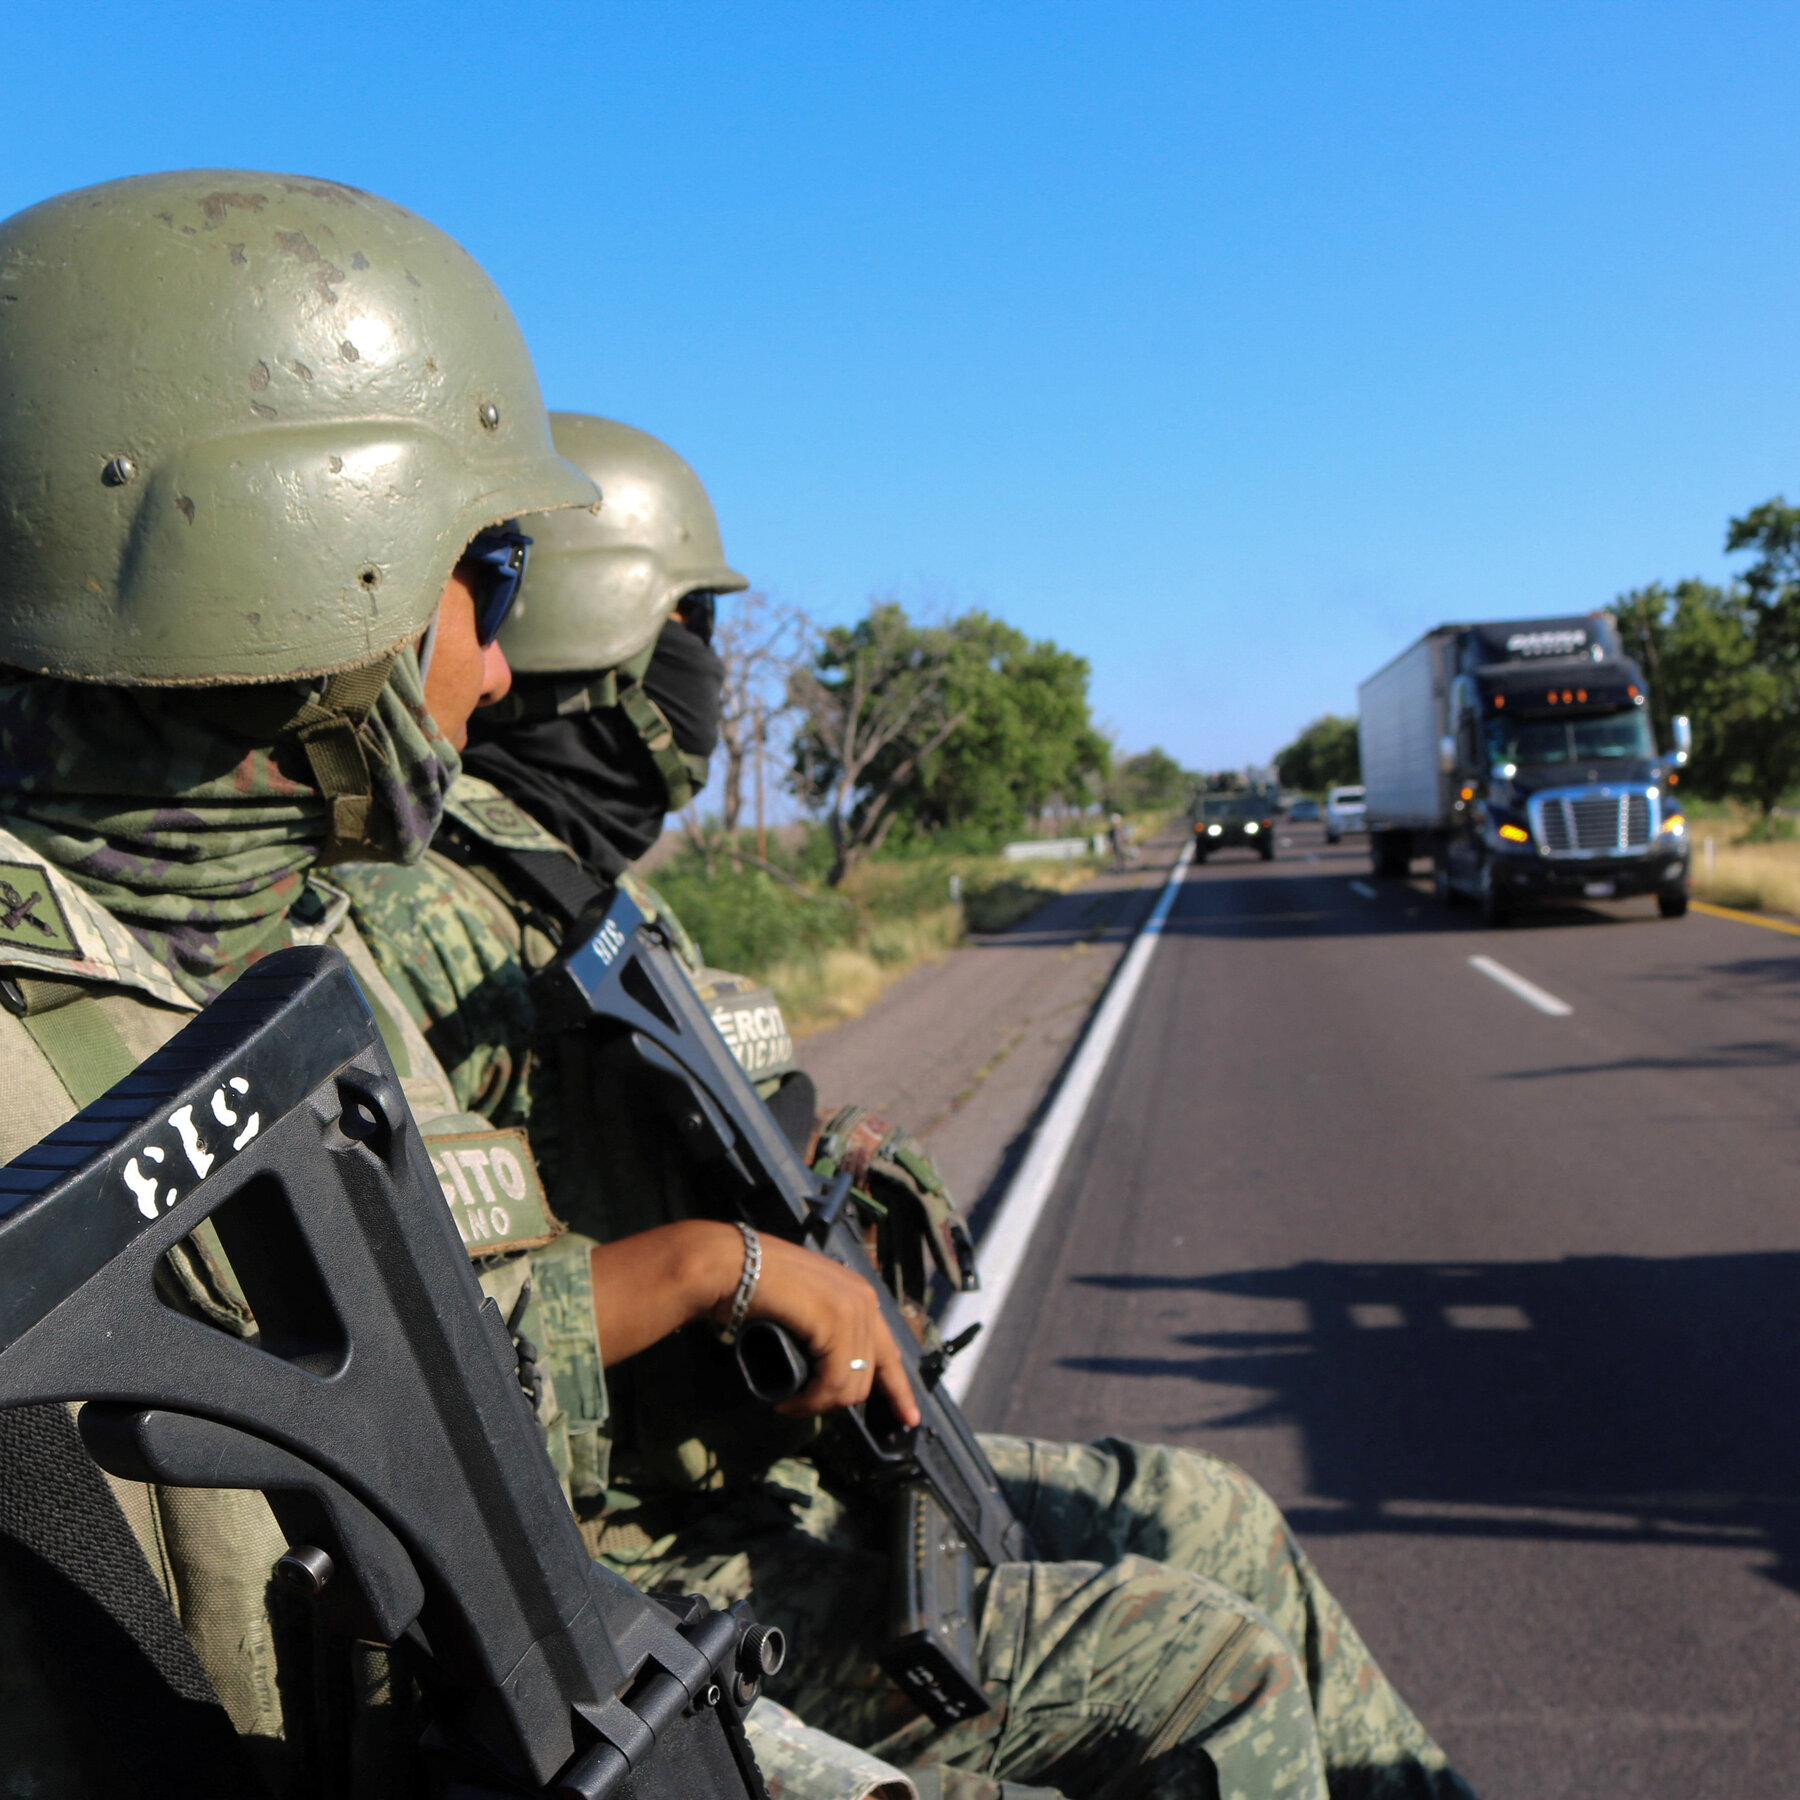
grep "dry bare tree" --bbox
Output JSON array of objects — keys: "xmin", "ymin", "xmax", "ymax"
[{"xmin": 713, "ymin": 591, "xmax": 811, "ymax": 840}]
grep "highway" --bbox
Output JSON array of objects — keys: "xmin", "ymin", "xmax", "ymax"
[{"xmin": 963, "ymin": 824, "xmax": 1800, "ymax": 1800}]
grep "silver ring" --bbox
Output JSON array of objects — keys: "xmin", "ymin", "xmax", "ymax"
[{"xmin": 848, "ymin": 1358, "xmax": 869, "ymax": 1372}]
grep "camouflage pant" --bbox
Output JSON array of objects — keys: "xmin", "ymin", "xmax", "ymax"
[{"xmin": 596, "ymin": 1437, "xmax": 1474, "ymax": 1800}]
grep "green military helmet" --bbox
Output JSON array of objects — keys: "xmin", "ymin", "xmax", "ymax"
[
  {"xmin": 499, "ymin": 413, "xmax": 747, "ymax": 675},
  {"xmin": 0, "ymin": 170, "xmax": 596, "ymax": 685}
]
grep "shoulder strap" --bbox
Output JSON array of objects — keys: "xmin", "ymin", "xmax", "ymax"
[
  {"xmin": 434, "ymin": 813, "xmax": 613, "ymax": 933},
  {"xmin": 0, "ymin": 974, "xmax": 139, "ymax": 1107}
]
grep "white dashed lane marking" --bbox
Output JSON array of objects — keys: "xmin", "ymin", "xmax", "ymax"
[{"xmin": 1468, "ymin": 954, "xmax": 1573, "ymax": 1017}]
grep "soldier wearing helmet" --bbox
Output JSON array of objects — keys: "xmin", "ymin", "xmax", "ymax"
[
  {"xmin": 338, "ymin": 419, "xmax": 1478, "ymax": 1800},
  {"xmin": 457, "ymin": 413, "xmax": 746, "ymax": 876},
  {"xmin": 0, "ymin": 170, "xmax": 585, "ymax": 1798}
]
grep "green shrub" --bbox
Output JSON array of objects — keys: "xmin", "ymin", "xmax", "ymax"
[{"xmin": 649, "ymin": 862, "xmax": 853, "ymax": 974}]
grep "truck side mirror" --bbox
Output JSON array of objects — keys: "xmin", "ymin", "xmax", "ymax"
[
  {"xmin": 1671, "ymin": 715, "xmax": 1692, "ymax": 763},
  {"xmin": 1437, "ymin": 735, "xmax": 1457, "ymax": 776}
]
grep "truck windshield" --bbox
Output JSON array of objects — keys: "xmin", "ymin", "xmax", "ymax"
[
  {"xmin": 1200, "ymin": 797, "xmax": 1266, "ymax": 820},
  {"xmin": 1485, "ymin": 709, "xmax": 1655, "ymax": 767}
]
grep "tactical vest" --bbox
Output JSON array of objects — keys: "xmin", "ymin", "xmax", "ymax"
[{"xmin": 0, "ymin": 824, "xmax": 576, "ymax": 1799}]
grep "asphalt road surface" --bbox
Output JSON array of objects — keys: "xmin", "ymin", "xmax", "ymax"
[{"xmin": 965, "ymin": 822, "xmax": 1800, "ymax": 1800}]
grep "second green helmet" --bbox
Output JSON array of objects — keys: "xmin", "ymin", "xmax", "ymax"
[{"xmin": 499, "ymin": 414, "xmax": 748, "ymax": 675}]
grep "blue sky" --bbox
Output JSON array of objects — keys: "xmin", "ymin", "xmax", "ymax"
[{"xmin": 6, "ymin": 2, "xmax": 1796, "ymax": 772}]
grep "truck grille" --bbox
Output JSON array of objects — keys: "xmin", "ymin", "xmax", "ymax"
[{"xmin": 1528, "ymin": 788, "xmax": 1656, "ymax": 857}]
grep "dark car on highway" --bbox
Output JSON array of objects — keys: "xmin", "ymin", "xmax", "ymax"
[{"xmin": 1193, "ymin": 794, "xmax": 1276, "ymax": 861}]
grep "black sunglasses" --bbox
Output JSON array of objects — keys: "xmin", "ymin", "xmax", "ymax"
[{"xmin": 463, "ymin": 525, "xmax": 533, "ymax": 645}]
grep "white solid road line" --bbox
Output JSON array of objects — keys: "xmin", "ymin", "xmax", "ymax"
[
  {"xmin": 1350, "ymin": 880, "xmax": 1377, "ymax": 899},
  {"xmin": 938, "ymin": 839, "xmax": 1197, "ymax": 1402},
  {"xmin": 1468, "ymin": 954, "xmax": 1573, "ymax": 1017}
]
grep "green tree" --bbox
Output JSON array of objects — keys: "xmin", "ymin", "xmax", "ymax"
[
  {"xmin": 788, "ymin": 602, "xmax": 965, "ymax": 884},
  {"xmin": 1274, "ymin": 714, "xmax": 1360, "ymax": 792},
  {"xmin": 791, "ymin": 601, "xmax": 1108, "ymax": 868},
  {"xmin": 883, "ymin": 610, "xmax": 1109, "ymax": 843},
  {"xmin": 1613, "ymin": 497, "xmax": 1800, "ymax": 819},
  {"xmin": 1109, "ymin": 747, "xmax": 1194, "ymax": 813}
]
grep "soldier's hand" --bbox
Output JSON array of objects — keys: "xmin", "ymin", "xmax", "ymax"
[
  {"xmin": 587, "ymin": 1222, "xmax": 920, "ymax": 1428},
  {"xmin": 747, "ymin": 1236, "xmax": 919, "ymax": 1427}
]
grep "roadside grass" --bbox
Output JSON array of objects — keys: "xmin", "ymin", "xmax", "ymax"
[
  {"xmin": 650, "ymin": 833, "xmax": 1105, "ymax": 1035},
  {"xmin": 1679, "ymin": 798, "xmax": 1800, "ymax": 916},
  {"xmin": 1688, "ymin": 834, "xmax": 1800, "ymax": 917}
]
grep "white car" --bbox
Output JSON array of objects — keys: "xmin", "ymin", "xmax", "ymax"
[{"xmin": 1324, "ymin": 785, "xmax": 1367, "ymax": 843}]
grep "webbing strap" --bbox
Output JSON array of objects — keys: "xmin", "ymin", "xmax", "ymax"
[
  {"xmin": 0, "ymin": 978, "xmax": 263, "ymax": 1791},
  {"xmin": 0, "ymin": 1406, "xmax": 264, "ymax": 1799},
  {"xmin": 473, "ymin": 641, "xmax": 706, "ymax": 811},
  {"xmin": 12, "ymin": 977, "xmax": 139, "ymax": 1107},
  {"xmin": 479, "ymin": 668, "xmax": 620, "ymax": 727},
  {"xmin": 436, "ymin": 817, "xmax": 613, "ymax": 927},
  {"xmin": 616, "ymin": 678, "xmax": 705, "ymax": 810},
  {"xmin": 288, "ymin": 654, "xmax": 398, "ymax": 864}
]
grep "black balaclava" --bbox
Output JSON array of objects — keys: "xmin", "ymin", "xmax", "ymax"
[{"xmin": 463, "ymin": 615, "xmax": 723, "ymax": 878}]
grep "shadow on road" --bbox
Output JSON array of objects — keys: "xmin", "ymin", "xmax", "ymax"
[
  {"xmin": 1065, "ymin": 1254, "xmax": 1800, "ymax": 1592},
  {"xmin": 1495, "ymin": 1039, "xmax": 1800, "ymax": 1078}
]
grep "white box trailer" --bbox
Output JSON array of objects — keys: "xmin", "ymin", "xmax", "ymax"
[{"xmin": 1357, "ymin": 627, "xmax": 1462, "ymax": 847}]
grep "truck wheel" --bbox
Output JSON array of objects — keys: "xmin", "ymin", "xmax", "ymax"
[
  {"xmin": 1479, "ymin": 863, "xmax": 1509, "ymax": 928},
  {"xmin": 1259, "ymin": 843, "xmax": 1274, "ymax": 861},
  {"xmin": 1434, "ymin": 860, "xmax": 1469, "ymax": 907},
  {"xmin": 1193, "ymin": 849, "xmax": 1208, "ymax": 864},
  {"xmin": 1325, "ymin": 831, "xmax": 1339, "ymax": 844},
  {"xmin": 1658, "ymin": 892, "xmax": 1688, "ymax": 918},
  {"xmin": 1372, "ymin": 830, "xmax": 1412, "ymax": 878}
]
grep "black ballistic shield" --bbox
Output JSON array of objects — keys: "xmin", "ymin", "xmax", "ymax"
[
  {"xmin": 535, "ymin": 887, "xmax": 1036, "ymax": 1725},
  {"xmin": 0, "ymin": 945, "xmax": 771, "ymax": 1799}
]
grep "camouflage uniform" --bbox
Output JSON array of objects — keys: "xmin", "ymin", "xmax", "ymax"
[{"xmin": 340, "ymin": 780, "xmax": 1475, "ymax": 1800}]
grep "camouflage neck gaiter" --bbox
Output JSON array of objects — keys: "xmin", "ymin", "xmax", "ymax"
[{"xmin": 0, "ymin": 649, "xmax": 459, "ymax": 1001}]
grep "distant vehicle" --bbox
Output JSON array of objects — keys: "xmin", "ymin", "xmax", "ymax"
[
  {"xmin": 1324, "ymin": 786, "xmax": 1366, "ymax": 843},
  {"xmin": 1356, "ymin": 612, "xmax": 1692, "ymax": 924},
  {"xmin": 1286, "ymin": 797, "xmax": 1322, "ymax": 823},
  {"xmin": 1193, "ymin": 794, "xmax": 1275, "ymax": 862}
]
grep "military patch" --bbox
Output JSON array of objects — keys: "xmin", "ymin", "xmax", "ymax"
[
  {"xmin": 709, "ymin": 990, "xmax": 794, "ymax": 1077},
  {"xmin": 457, "ymin": 793, "xmax": 537, "ymax": 841},
  {"xmin": 424, "ymin": 1126, "xmax": 564, "ymax": 1257},
  {"xmin": 0, "ymin": 861, "xmax": 80, "ymax": 960},
  {"xmin": 444, "ymin": 775, "xmax": 572, "ymax": 854}
]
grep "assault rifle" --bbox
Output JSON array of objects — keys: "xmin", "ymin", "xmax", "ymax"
[
  {"xmin": 534, "ymin": 884, "xmax": 1039, "ymax": 1728},
  {"xmin": 0, "ymin": 945, "xmax": 778, "ymax": 1799}
]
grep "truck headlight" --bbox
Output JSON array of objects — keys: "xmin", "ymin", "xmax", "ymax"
[
  {"xmin": 1245, "ymin": 822, "xmax": 1259, "ymax": 835},
  {"xmin": 1207, "ymin": 824, "xmax": 1222, "ymax": 836},
  {"xmin": 1659, "ymin": 813, "xmax": 1686, "ymax": 841},
  {"xmin": 1497, "ymin": 822, "xmax": 1530, "ymax": 844}
]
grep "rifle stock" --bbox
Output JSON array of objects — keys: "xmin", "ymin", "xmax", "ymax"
[
  {"xmin": 0, "ymin": 945, "xmax": 774, "ymax": 1799},
  {"xmin": 535, "ymin": 887, "xmax": 1037, "ymax": 1726}
]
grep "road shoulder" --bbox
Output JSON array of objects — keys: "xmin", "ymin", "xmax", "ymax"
[{"xmin": 796, "ymin": 841, "xmax": 1182, "ymax": 1220}]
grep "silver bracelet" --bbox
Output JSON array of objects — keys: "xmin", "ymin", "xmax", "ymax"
[{"xmin": 718, "ymin": 1222, "xmax": 762, "ymax": 1344}]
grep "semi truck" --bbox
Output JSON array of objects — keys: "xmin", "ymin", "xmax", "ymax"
[{"xmin": 1357, "ymin": 613, "xmax": 1693, "ymax": 925}]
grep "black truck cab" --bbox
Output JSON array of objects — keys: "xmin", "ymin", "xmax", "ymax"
[{"xmin": 1437, "ymin": 620, "xmax": 1690, "ymax": 923}]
